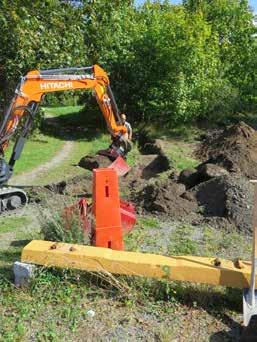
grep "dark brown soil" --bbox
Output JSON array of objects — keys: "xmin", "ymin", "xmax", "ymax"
[
  {"xmin": 78, "ymin": 149, "xmax": 170, "ymax": 181},
  {"xmin": 136, "ymin": 154, "xmax": 170, "ymax": 179},
  {"xmin": 78, "ymin": 155, "xmax": 111, "ymax": 170},
  {"xmin": 134, "ymin": 179, "xmax": 198, "ymax": 221},
  {"xmin": 195, "ymin": 121, "xmax": 257, "ymax": 179},
  {"xmin": 25, "ymin": 174, "xmax": 93, "ymax": 203},
  {"xmin": 26, "ymin": 124, "xmax": 256, "ymax": 233},
  {"xmin": 130, "ymin": 126, "xmax": 256, "ymax": 232}
]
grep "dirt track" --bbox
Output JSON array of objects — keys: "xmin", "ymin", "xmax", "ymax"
[{"xmin": 10, "ymin": 141, "xmax": 74, "ymax": 186}]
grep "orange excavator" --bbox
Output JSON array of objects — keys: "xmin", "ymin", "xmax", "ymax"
[{"xmin": 0, "ymin": 64, "xmax": 130, "ymax": 211}]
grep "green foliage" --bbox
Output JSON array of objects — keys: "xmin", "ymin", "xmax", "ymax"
[
  {"xmin": 80, "ymin": 0, "xmax": 257, "ymax": 125},
  {"xmin": 0, "ymin": 0, "xmax": 256, "ymax": 127},
  {"xmin": 0, "ymin": 0, "xmax": 87, "ymax": 109}
]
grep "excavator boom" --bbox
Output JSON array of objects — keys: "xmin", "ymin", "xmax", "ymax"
[{"xmin": 0, "ymin": 65, "xmax": 129, "ymax": 211}]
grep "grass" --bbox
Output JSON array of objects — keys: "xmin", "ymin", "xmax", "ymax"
[
  {"xmin": 34, "ymin": 105, "xmax": 113, "ymax": 184},
  {"xmin": 126, "ymin": 142, "xmax": 141, "ymax": 167},
  {"xmin": 4, "ymin": 105, "xmax": 110, "ymax": 183},
  {"xmin": 36, "ymin": 134, "xmax": 110, "ymax": 184},
  {"xmin": 0, "ymin": 215, "xmax": 247, "ymax": 340},
  {"xmin": 125, "ymin": 220, "xmax": 251, "ymax": 260},
  {"xmin": 142, "ymin": 123, "xmax": 203, "ymax": 143},
  {"xmin": 38, "ymin": 105, "xmax": 141, "ymax": 184},
  {"xmin": 5, "ymin": 134, "xmax": 64, "ymax": 176},
  {"xmin": 139, "ymin": 123, "xmax": 200, "ymax": 171},
  {"xmin": 42, "ymin": 105, "xmax": 83, "ymax": 117},
  {"xmin": 0, "ymin": 106, "xmax": 249, "ymax": 340},
  {"xmin": 165, "ymin": 142, "xmax": 199, "ymax": 171},
  {"xmin": 0, "ymin": 216, "xmax": 31, "ymax": 234}
]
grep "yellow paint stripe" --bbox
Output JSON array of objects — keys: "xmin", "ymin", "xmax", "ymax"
[{"xmin": 21, "ymin": 240, "xmax": 254, "ymax": 289}]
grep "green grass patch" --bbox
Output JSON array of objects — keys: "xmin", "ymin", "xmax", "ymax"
[
  {"xmin": 5, "ymin": 134, "xmax": 64, "ymax": 176},
  {"xmin": 126, "ymin": 142, "xmax": 140, "ymax": 167},
  {"xmin": 0, "ymin": 216, "xmax": 31, "ymax": 234},
  {"xmin": 43, "ymin": 105, "xmax": 83, "ymax": 117},
  {"xmin": 141, "ymin": 124, "xmax": 203, "ymax": 143},
  {"xmin": 0, "ymin": 215, "xmax": 248, "ymax": 340},
  {"xmin": 36, "ymin": 134, "xmax": 110, "ymax": 184},
  {"xmin": 125, "ymin": 218, "xmax": 251, "ymax": 260},
  {"xmin": 163, "ymin": 142, "xmax": 199, "ymax": 171},
  {"xmin": 35, "ymin": 105, "xmax": 114, "ymax": 183}
]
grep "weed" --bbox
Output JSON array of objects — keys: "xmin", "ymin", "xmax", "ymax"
[
  {"xmin": 39, "ymin": 200, "xmax": 90, "ymax": 245},
  {"xmin": 167, "ymin": 225, "xmax": 199, "ymax": 255},
  {"xmin": 164, "ymin": 143, "xmax": 199, "ymax": 171}
]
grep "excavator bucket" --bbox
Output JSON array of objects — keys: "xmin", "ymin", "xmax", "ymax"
[
  {"xmin": 120, "ymin": 200, "xmax": 136, "ymax": 233},
  {"xmin": 98, "ymin": 149, "xmax": 130, "ymax": 177},
  {"xmin": 108, "ymin": 156, "xmax": 130, "ymax": 177}
]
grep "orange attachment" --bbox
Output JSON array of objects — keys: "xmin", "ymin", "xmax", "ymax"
[
  {"xmin": 108, "ymin": 156, "xmax": 130, "ymax": 177},
  {"xmin": 120, "ymin": 200, "xmax": 136, "ymax": 233},
  {"xmin": 92, "ymin": 168, "xmax": 124, "ymax": 250}
]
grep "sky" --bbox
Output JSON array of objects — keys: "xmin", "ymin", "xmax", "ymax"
[{"xmin": 136, "ymin": 0, "xmax": 257, "ymax": 13}]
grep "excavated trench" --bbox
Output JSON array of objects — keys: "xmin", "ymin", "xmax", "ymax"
[{"xmin": 24, "ymin": 122, "xmax": 257, "ymax": 234}]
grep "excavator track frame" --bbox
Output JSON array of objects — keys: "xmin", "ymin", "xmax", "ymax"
[{"xmin": 0, "ymin": 187, "xmax": 28, "ymax": 212}]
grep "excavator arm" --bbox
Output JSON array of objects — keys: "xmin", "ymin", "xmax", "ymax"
[{"xmin": 0, "ymin": 64, "xmax": 128, "ymax": 185}]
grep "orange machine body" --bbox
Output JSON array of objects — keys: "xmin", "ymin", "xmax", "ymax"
[{"xmin": 0, "ymin": 64, "xmax": 126, "ymax": 153}]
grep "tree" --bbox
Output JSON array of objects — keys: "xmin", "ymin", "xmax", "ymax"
[
  {"xmin": 0, "ymin": 0, "xmax": 86, "ymax": 109},
  {"xmin": 183, "ymin": 0, "xmax": 257, "ymax": 111}
]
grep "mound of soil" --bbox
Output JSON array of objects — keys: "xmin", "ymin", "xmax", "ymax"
[
  {"xmin": 79, "ymin": 151, "xmax": 170, "ymax": 182},
  {"xmin": 54, "ymin": 174, "xmax": 92, "ymax": 197},
  {"xmin": 195, "ymin": 121, "xmax": 257, "ymax": 179},
  {"xmin": 191, "ymin": 174, "xmax": 253, "ymax": 233},
  {"xmin": 78, "ymin": 155, "xmax": 111, "ymax": 170},
  {"xmin": 26, "ymin": 126, "xmax": 255, "ymax": 234},
  {"xmin": 132, "ymin": 171, "xmax": 254, "ymax": 232},
  {"xmin": 134, "ymin": 179, "xmax": 198, "ymax": 221},
  {"xmin": 137, "ymin": 154, "xmax": 170, "ymax": 179},
  {"xmin": 25, "ymin": 173, "xmax": 93, "ymax": 203}
]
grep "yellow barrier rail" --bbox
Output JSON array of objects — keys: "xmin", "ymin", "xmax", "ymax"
[{"xmin": 21, "ymin": 240, "xmax": 255, "ymax": 289}]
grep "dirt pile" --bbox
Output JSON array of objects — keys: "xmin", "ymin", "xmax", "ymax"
[
  {"xmin": 191, "ymin": 174, "xmax": 253, "ymax": 232},
  {"xmin": 78, "ymin": 155, "xmax": 111, "ymax": 170},
  {"xmin": 134, "ymin": 178, "xmax": 198, "ymax": 221},
  {"xmin": 26, "ymin": 125, "xmax": 255, "ymax": 233},
  {"xmin": 25, "ymin": 173, "xmax": 93, "ymax": 203},
  {"xmin": 133, "ymin": 173, "xmax": 253, "ymax": 232},
  {"xmin": 132, "ymin": 127, "xmax": 255, "ymax": 232},
  {"xmin": 78, "ymin": 132, "xmax": 171, "ymax": 181},
  {"xmin": 195, "ymin": 121, "xmax": 257, "ymax": 179}
]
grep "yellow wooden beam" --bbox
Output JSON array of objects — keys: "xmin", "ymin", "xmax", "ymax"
[{"xmin": 21, "ymin": 240, "xmax": 254, "ymax": 289}]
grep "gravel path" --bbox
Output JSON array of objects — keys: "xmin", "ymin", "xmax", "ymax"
[{"xmin": 10, "ymin": 141, "xmax": 74, "ymax": 186}]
